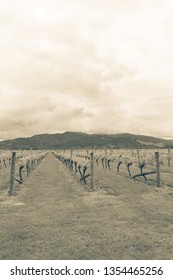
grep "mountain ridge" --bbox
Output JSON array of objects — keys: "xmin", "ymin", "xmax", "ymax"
[{"xmin": 0, "ymin": 131, "xmax": 172, "ymax": 150}]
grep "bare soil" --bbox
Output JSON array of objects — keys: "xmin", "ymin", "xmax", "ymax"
[{"xmin": 0, "ymin": 152, "xmax": 173, "ymax": 260}]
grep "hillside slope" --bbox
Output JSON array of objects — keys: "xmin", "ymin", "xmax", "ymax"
[{"xmin": 0, "ymin": 131, "xmax": 172, "ymax": 150}]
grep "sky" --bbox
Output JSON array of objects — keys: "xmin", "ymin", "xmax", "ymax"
[{"xmin": 0, "ymin": 0, "xmax": 173, "ymax": 140}]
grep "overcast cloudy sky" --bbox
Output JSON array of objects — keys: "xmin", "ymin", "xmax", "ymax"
[{"xmin": 0, "ymin": 0, "xmax": 173, "ymax": 140}]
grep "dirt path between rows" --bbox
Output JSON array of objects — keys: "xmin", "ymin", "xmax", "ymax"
[{"xmin": 0, "ymin": 152, "xmax": 173, "ymax": 260}]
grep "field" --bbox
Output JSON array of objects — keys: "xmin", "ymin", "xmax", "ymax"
[{"xmin": 0, "ymin": 148, "xmax": 173, "ymax": 260}]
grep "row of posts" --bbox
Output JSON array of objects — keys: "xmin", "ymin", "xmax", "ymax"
[
  {"xmin": 99, "ymin": 151, "xmax": 162, "ymax": 188},
  {"xmin": 70, "ymin": 151, "xmax": 162, "ymax": 190},
  {"xmin": 62, "ymin": 148, "xmax": 172, "ymax": 168},
  {"xmin": 92, "ymin": 151, "xmax": 162, "ymax": 188},
  {"xmin": 9, "ymin": 151, "xmax": 44, "ymax": 196},
  {"xmin": 8, "ymin": 150, "xmax": 164, "ymax": 195}
]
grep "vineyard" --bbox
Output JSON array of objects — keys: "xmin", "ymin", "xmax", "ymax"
[
  {"xmin": 0, "ymin": 150, "xmax": 47, "ymax": 194},
  {"xmin": 1, "ymin": 147, "xmax": 173, "ymax": 195},
  {"xmin": 53, "ymin": 147, "xmax": 173, "ymax": 190},
  {"xmin": 0, "ymin": 148, "xmax": 173, "ymax": 259}
]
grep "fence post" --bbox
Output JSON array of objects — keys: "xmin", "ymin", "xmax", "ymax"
[
  {"xmin": 104, "ymin": 149, "xmax": 108, "ymax": 169},
  {"xmin": 155, "ymin": 151, "xmax": 160, "ymax": 187},
  {"xmin": 137, "ymin": 148, "xmax": 139, "ymax": 158},
  {"xmin": 90, "ymin": 152, "xmax": 94, "ymax": 191},
  {"xmin": 168, "ymin": 147, "xmax": 171, "ymax": 167},
  {"xmin": 9, "ymin": 151, "xmax": 16, "ymax": 196}
]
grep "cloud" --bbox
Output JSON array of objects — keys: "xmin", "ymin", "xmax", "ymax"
[{"xmin": 0, "ymin": 0, "xmax": 173, "ymax": 139}]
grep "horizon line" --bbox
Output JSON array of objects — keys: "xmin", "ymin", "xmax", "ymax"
[{"xmin": 0, "ymin": 131, "xmax": 173, "ymax": 142}]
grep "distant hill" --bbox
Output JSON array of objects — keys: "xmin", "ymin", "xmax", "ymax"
[{"xmin": 0, "ymin": 131, "xmax": 172, "ymax": 150}]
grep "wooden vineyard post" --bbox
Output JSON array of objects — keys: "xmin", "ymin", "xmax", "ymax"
[
  {"xmin": 168, "ymin": 147, "xmax": 171, "ymax": 167},
  {"xmin": 104, "ymin": 149, "xmax": 108, "ymax": 169},
  {"xmin": 137, "ymin": 148, "xmax": 139, "ymax": 158},
  {"xmin": 155, "ymin": 151, "xmax": 160, "ymax": 187},
  {"xmin": 9, "ymin": 151, "xmax": 16, "ymax": 196},
  {"xmin": 90, "ymin": 152, "xmax": 94, "ymax": 191}
]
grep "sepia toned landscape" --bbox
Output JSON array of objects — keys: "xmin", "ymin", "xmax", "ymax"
[{"xmin": 1, "ymin": 0, "xmax": 173, "ymax": 263}]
